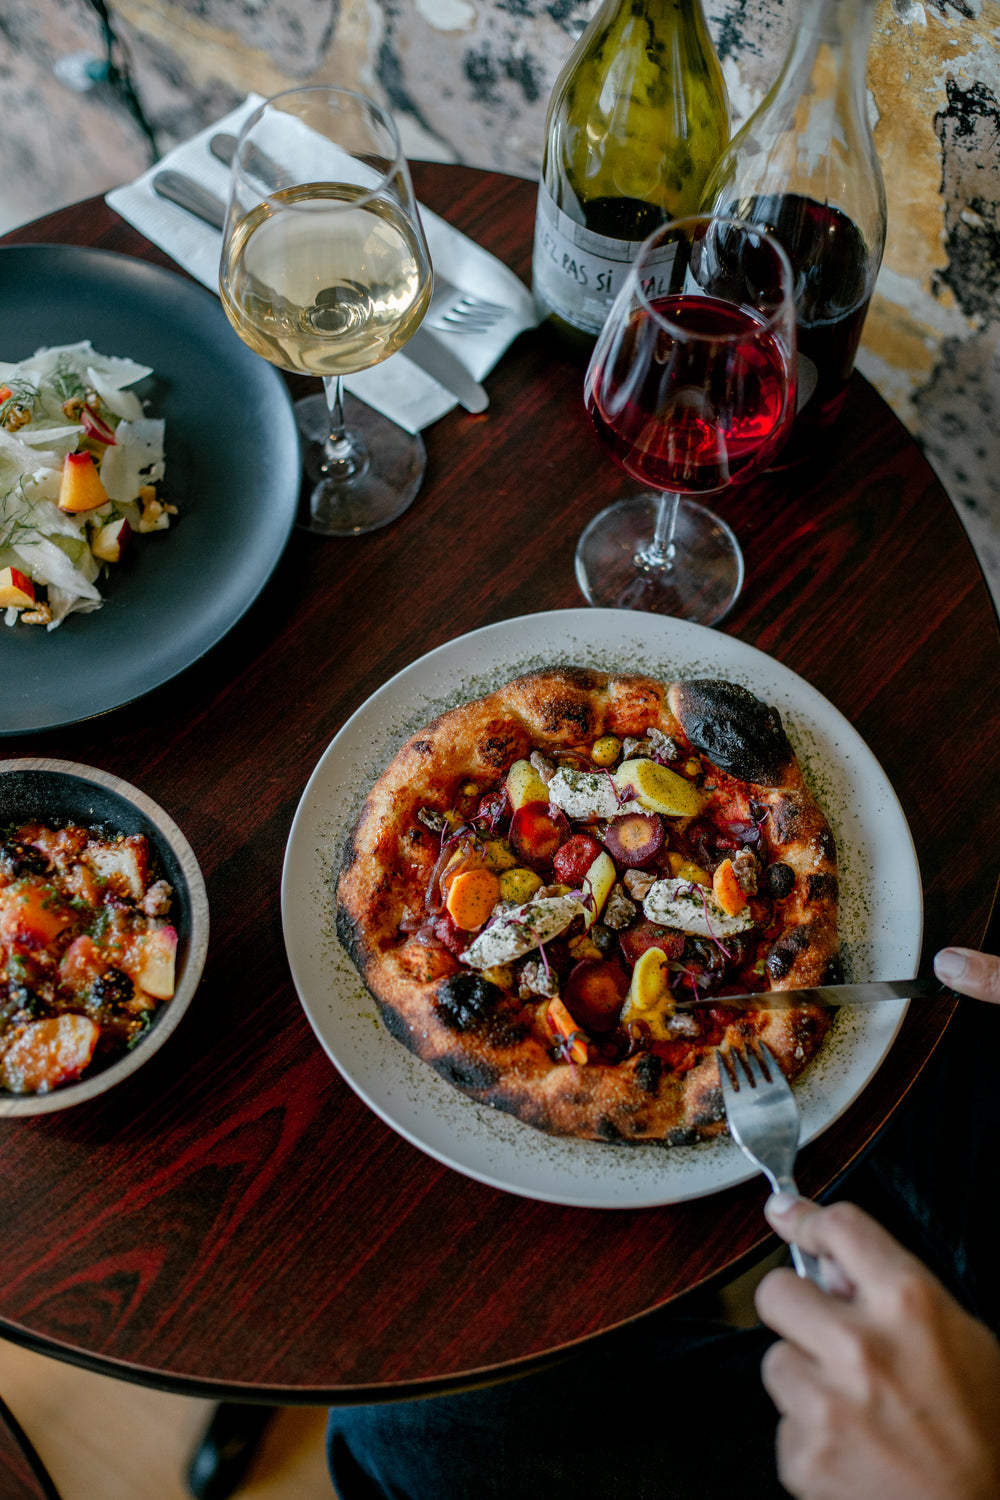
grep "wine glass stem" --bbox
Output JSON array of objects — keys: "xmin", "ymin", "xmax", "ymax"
[
  {"xmin": 321, "ymin": 376, "xmax": 370, "ymax": 483},
  {"xmin": 637, "ymin": 492, "xmax": 681, "ymax": 572}
]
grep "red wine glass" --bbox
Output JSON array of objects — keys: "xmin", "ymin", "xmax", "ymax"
[{"xmin": 576, "ymin": 215, "xmax": 797, "ymax": 623}]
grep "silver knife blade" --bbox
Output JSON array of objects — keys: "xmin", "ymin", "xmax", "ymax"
[
  {"xmin": 152, "ymin": 170, "xmax": 226, "ymax": 230},
  {"xmin": 151, "ymin": 168, "xmax": 489, "ymax": 413},
  {"xmin": 209, "ymin": 133, "xmax": 281, "ymax": 193},
  {"xmin": 403, "ymin": 325, "xmax": 489, "ymax": 413},
  {"xmin": 210, "ymin": 132, "xmax": 238, "ymax": 167},
  {"xmin": 674, "ymin": 977, "xmax": 947, "ymax": 1011}
]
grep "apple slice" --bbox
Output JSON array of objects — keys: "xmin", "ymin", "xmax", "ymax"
[
  {"xmin": 58, "ymin": 450, "xmax": 109, "ymax": 513},
  {"xmin": 0, "ymin": 1015, "xmax": 100, "ymax": 1094},
  {"xmin": 0, "ymin": 881, "xmax": 73, "ymax": 951},
  {"xmin": 135, "ymin": 925, "xmax": 178, "ymax": 999},
  {"xmin": 91, "ymin": 516, "xmax": 132, "ymax": 564},
  {"xmin": 0, "ymin": 566, "xmax": 35, "ymax": 609},
  {"xmin": 85, "ymin": 834, "xmax": 149, "ymax": 901}
]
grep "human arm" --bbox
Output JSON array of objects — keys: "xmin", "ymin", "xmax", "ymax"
[{"xmin": 756, "ymin": 1196, "xmax": 1000, "ymax": 1499}]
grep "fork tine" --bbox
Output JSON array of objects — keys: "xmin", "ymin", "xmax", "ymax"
[{"xmin": 743, "ymin": 1043, "xmax": 774, "ymax": 1086}]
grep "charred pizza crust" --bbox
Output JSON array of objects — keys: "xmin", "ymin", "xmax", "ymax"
[{"xmin": 336, "ymin": 667, "xmax": 840, "ymax": 1144}]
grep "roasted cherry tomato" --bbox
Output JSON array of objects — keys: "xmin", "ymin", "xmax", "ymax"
[
  {"xmin": 476, "ymin": 789, "xmax": 509, "ymax": 831},
  {"xmin": 563, "ymin": 959, "xmax": 630, "ymax": 1032},
  {"xmin": 618, "ymin": 918, "xmax": 685, "ymax": 968},
  {"xmin": 552, "ymin": 833, "xmax": 604, "ymax": 886},
  {"xmin": 509, "ymin": 800, "xmax": 571, "ymax": 867}
]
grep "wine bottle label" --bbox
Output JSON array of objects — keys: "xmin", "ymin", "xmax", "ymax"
[{"xmin": 532, "ymin": 183, "xmax": 674, "ymax": 334}]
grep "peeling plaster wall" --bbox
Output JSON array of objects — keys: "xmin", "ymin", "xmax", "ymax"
[{"xmin": 2, "ymin": 0, "xmax": 1000, "ymax": 590}]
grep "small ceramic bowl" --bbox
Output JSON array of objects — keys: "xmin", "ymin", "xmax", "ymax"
[{"xmin": 0, "ymin": 758, "xmax": 210, "ymax": 1115}]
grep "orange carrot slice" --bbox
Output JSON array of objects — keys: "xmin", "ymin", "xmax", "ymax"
[
  {"xmin": 546, "ymin": 996, "xmax": 589, "ymax": 1064},
  {"xmin": 712, "ymin": 858, "xmax": 747, "ymax": 916},
  {"xmin": 445, "ymin": 867, "xmax": 501, "ymax": 931}
]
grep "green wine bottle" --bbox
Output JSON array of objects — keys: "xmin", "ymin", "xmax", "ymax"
[{"xmin": 532, "ymin": 0, "xmax": 730, "ymax": 353}]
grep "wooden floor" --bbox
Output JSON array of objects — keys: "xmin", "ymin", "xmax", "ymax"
[
  {"xmin": 0, "ymin": 1254, "xmax": 779, "ymax": 1499},
  {"xmin": 0, "ymin": 1340, "xmax": 335, "ymax": 1500}
]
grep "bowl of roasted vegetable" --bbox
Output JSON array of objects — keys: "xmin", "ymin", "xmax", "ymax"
[{"xmin": 0, "ymin": 759, "xmax": 209, "ymax": 1113}]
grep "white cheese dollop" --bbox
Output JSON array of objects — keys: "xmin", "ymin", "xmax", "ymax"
[
  {"xmin": 546, "ymin": 767, "xmax": 640, "ymax": 822},
  {"xmin": 642, "ymin": 878, "xmax": 754, "ymax": 939},
  {"xmin": 462, "ymin": 894, "xmax": 586, "ymax": 969}
]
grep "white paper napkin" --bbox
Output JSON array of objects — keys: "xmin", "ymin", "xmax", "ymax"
[{"xmin": 106, "ymin": 95, "xmax": 538, "ymax": 432}]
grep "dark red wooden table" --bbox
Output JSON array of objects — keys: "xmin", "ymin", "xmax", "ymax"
[{"xmin": 1, "ymin": 165, "xmax": 998, "ymax": 1403}]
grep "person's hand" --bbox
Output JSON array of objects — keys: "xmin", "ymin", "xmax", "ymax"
[
  {"xmin": 756, "ymin": 1196, "xmax": 1000, "ymax": 1500},
  {"xmin": 934, "ymin": 946, "xmax": 1000, "ymax": 1003}
]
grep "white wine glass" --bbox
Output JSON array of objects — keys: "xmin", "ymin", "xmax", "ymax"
[
  {"xmin": 576, "ymin": 215, "xmax": 797, "ymax": 622},
  {"xmin": 219, "ymin": 86, "xmax": 432, "ymax": 535}
]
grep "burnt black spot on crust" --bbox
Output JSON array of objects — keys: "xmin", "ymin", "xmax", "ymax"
[
  {"xmin": 432, "ymin": 973, "xmax": 525, "ymax": 1048},
  {"xmin": 377, "ymin": 997, "xmax": 416, "ymax": 1050},
  {"xmin": 822, "ymin": 953, "xmax": 845, "ymax": 984},
  {"xmin": 767, "ymin": 795, "xmax": 809, "ymax": 844},
  {"xmin": 596, "ymin": 1116, "xmax": 625, "ymax": 1141},
  {"xmin": 763, "ymin": 861, "xmax": 795, "ymax": 899},
  {"xmin": 478, "ymin": 719, "xmax": 526, "ymax": 770},
  {"xmin": 335, "ymin": 902, "xmax": 373, "ymax": 979},
  {"xmin": 672, "ymin": 679, "xmax": 791, "ymax": 785},
  {"xmin": 690, "ymin": 1087, "xmax": 724, "ymax": 1126},
  {"xmin": 665, "ymin": 1124, "xmax": 699, "ymax": 1147},
  {"xmin": 539, "ymin": 695, "xmax": 595, "ymax": 739},
  {"xmin": 412, "ymin": 739, "xmax": 434, "ymax": 756},
  {"xmin": 632, "ymin": 1051, "xmax": 662, "ymax": 1095},
  {"xmin": 767, "ymin": 925, "xmax": 812, "ymax": 978},
  {"xmin": 806, "ymin": 873, "xmax": 838, "ymax": 903},
  {"xmin": 433, "ymin": 1054, "xmax": 501, "ymax": 1091}
]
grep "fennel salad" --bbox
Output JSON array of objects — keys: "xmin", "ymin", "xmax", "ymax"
[{"xmin": 0, "ymin": 342, "xmax": 173, "ymax": 630}]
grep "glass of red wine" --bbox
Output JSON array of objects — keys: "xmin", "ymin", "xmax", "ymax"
[{"xmin": 576, "ymin": 214, "xmax": 797, "ymax": 623}]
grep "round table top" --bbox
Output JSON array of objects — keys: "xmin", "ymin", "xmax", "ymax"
[{"xmin": 0, "ymin": 162, "xmax": 997, "ymax": 1402}]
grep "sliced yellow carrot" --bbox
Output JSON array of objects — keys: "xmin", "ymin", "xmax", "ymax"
[
  {"xmin": 445, "ymin": 867, "xmax": 501, "ymax": 930},
  {"xmin": 712, "ymin": 858, "xmax": 747, "ymax": 917},
  {"xmin": 667, "ymin": 852, "xmax": 712, "ymax": 886}
]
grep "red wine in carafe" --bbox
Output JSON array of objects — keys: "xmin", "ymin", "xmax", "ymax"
[
  {"xmin": 586, "ymin": 295, "xmax": 793, "ymax": 493},
  {"xmin": 699, "ymin": 0, "xmax": 886, "ymax": 464},
  {"xmin": 735, "ymin": 193, "xmax": 872, "ymax": 436}
]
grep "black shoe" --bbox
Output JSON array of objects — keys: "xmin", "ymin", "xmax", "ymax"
[{"xmin": 186, "ymin": 1401, "xmax": 275, "ymax": 1500}]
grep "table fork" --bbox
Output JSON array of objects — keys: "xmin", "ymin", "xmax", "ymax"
[
  {"xmin": 425, "ymin": 275, "xmax": 508, "ymax": 335},
  {"xmin": 718, "ymin": 1043, "xmax": 824, "ymax": 1285}
]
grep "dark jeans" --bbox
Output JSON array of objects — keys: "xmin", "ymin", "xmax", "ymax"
[{"xmin": 326, "ymin": 997, "xmax": 1000, "ymax": 1499}]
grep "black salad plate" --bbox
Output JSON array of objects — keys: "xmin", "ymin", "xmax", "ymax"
[{"xmin": 0, "ymin": 244, "xmax": 301, "ymax": 734}]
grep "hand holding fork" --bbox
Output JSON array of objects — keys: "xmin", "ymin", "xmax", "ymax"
[{"xmin": 718, "ymin": 1043, "xmax": 850, "ymax": 1293}]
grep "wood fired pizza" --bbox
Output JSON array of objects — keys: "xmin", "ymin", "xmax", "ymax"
[{"xmin": 336, "ymin": 667, "xmax": 841, "ymax": 1144}]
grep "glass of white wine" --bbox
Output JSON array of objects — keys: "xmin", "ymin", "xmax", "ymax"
[{"xmin": 219, "ymin": 86, "xmax": 433, "ymax": 535}]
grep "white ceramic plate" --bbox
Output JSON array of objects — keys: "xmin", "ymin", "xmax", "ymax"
[{"xmin": 281, "ymin": 610, "xmax": 922, "ymax": 1209}]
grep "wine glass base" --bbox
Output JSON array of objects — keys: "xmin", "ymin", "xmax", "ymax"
[
  {"xmin": 295, "ymin": 392, "xmax": 426, "ymax": 536},
  {"xmin": 575, "ymin": 493, "xmax": 744, "ymax": 626}
]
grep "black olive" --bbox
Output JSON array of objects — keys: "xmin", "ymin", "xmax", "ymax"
[{"xmin": 763, "ymin": 862, "xmax": 796, "ymax": 899}]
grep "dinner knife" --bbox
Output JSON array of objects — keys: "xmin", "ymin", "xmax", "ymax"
[
  {"xmin": 151, "ymin": 169, "xmax": 490, "ymax": 414},
  {"xmin": 673, "ymin": 977, "xmax": 949, "ymax": 1011}
]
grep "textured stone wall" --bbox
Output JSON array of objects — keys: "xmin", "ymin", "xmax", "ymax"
[{"xmin": 3, "ymin": 0, "xmax": 1000, "ymax": 579}]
